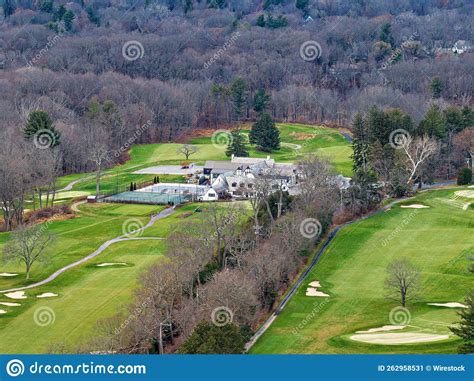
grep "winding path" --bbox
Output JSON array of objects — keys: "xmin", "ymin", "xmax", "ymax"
[
  {"xmin": 0, "ymin": 206, "xmax": 175, "ymax": 294},
  {"xmin": 281, "ymin": 142, "xmax": 302, "ymax": 150},
  {"xmin": 58, "ymin": 179, "xmax": 84, "ymax": 192}
]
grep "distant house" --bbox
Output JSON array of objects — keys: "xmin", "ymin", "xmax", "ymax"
[
  {"xmin": 303, "ymin": 15, "xmax": 313, "ymax": 24},
  {"xmin": 452, "ymin": 40, "xmax": 471, "ymax": 54}
]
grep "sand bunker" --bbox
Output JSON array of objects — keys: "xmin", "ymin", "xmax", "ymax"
[
  {"xmin": 356, "ymin": 325, "xmax": 406, "ymax": 334},
  {"xmin": 455, "ymin": 190, "xmax": 474, "ymax": 199},
  {"xmin": 0, "ymin": 310, "xmax": 6, "ymax": 314},
  {"xmin": 428, "ymin": 302, "xmax": 467, "ymax": 308},
  {"xmin": 400, "ymin": 204, "xmax": 429, "ymax": 209},
  {"xmin": 306, "ymin": 288, "xmax": 329, "ymax": 297},
  {"xmin": 305, "ymin": 280, "xmax": 329, "ymax": 297},
  {"xmin": 0, "ymin": 302, "xmax": 21, "ymax": 307},
  {"xmin": 351, "ymin": 332, "xmax": 449, "ymax": 345},
  {"xmin": 36, "ymin": 292, "xmax": 58, "ymax": 298},
  {"xmin": 0, "ymin": 273, "xmax": 18, "ymax": 277},
  {"xmin": 4, "ymin": 291, "xmax": 27, "ymax": 299},
  {"xmin": 96, "ymin": 262, "xmax": 127, "ymax": 267}
]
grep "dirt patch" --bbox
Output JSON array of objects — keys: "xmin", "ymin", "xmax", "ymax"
[
  {"xmin": 289, "ymin": 132, "xmax": 316, "ymax": 141},
  {"xmin": 179, "ymin": 212, "xmax": 193, "ymax": 218},
  {"xmin": 350, "ymin": 332, "xmax": 450, "ymax": 345}
]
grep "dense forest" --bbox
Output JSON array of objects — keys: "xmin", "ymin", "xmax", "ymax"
[{"xmin": 0, "ymin": 0, "xmax": 472, "ymax": 188}]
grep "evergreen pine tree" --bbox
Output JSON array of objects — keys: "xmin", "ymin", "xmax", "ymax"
[
  {"xmin": 253, "ymin": 89, "xmax": 270, "ymax": 114},
  {"xmin": 379, "ymin": 22, "xmax": 394, "ymax": 46},
  {"xmin": 24, "ymin": 110, "xmax": 61, "ymax": 148},
  {"xmin": 450, "ymin": 291, "xmax": 474, "ymax": 353},
  {"xmin": 429, "ymin": 76, "xmax": 444, "ymax": 99},
  {"xmin": 230, "ymin": 77, "xmax": 247, "ymax": 120},
  {"xmin": 226, "ymin": 129, "xmax": 249, "ymax": 157},
  {"xmin": 418, "ymin": 105, "xmax": 446, "ymax": 138},
  {"xmin": 249, "ymin": 113, "xmax": 280, "ymax": 152},
  {"xmin": 351, "ymin": 113, "xmax": 370, "ymax": 173},
  {"xmin": 63, "ymin": 9, "xmax": 75, "ymax": 31}
]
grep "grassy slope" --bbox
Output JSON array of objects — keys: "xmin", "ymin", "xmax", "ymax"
[
  {"xmin": 0, "ymin": 202, "xmax": 245, "ymax": 353},
  {"xmin": 251, "ymin": 188, "xmax": 474, "ymax": 354},
  {"xmin": 0, "ymin": 123, "xmax": 350, "ymax": 353}
]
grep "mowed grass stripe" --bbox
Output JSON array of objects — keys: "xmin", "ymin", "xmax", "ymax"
[{"xmin": 251, "ymin": 188, "xmax": 473, "ymax": 354}]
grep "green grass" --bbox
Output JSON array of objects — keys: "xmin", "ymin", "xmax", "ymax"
[
  {"xmin": 0, "ymin": 201, "xmax": 244, "ymax": 353},
  {"xmin": 188, "ymin": 123, "xmax": 352, "ymax": 176},
  {"xmin": 250, "ymin": 188, "xmax": 474, "ymax": 354},
  {"xmin": 0, "ymin": 122, "xmax": 351, "ymax": 353}
]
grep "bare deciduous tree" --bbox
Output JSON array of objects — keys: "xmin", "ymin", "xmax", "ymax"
[
  {"xmin": 3, "ymin": 224, "xmax": 55, "ymax": 279},
  {"xmin": 385, "ymin": 258, "xmax": 420, "ymax": 307},
  {"xmin": 401, "ymin": 135, "xmax": 438, "ymax": 185},
  {"xmin": 177, "ymin": 144, "xmax": 198, "ymax": 161}
]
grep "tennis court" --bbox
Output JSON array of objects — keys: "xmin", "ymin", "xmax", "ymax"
[
  {"xmin": 102, "ymin": 183, "xmax": 208, "ymax": 205},
  {"xmin": 103, "ymin": 191, "xmax": 190, "ymax": 205}
]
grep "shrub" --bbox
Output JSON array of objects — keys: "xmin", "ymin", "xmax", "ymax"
[{"xmin": 457, "ymin": 167, "xmax": 472, "ymax": 185}]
